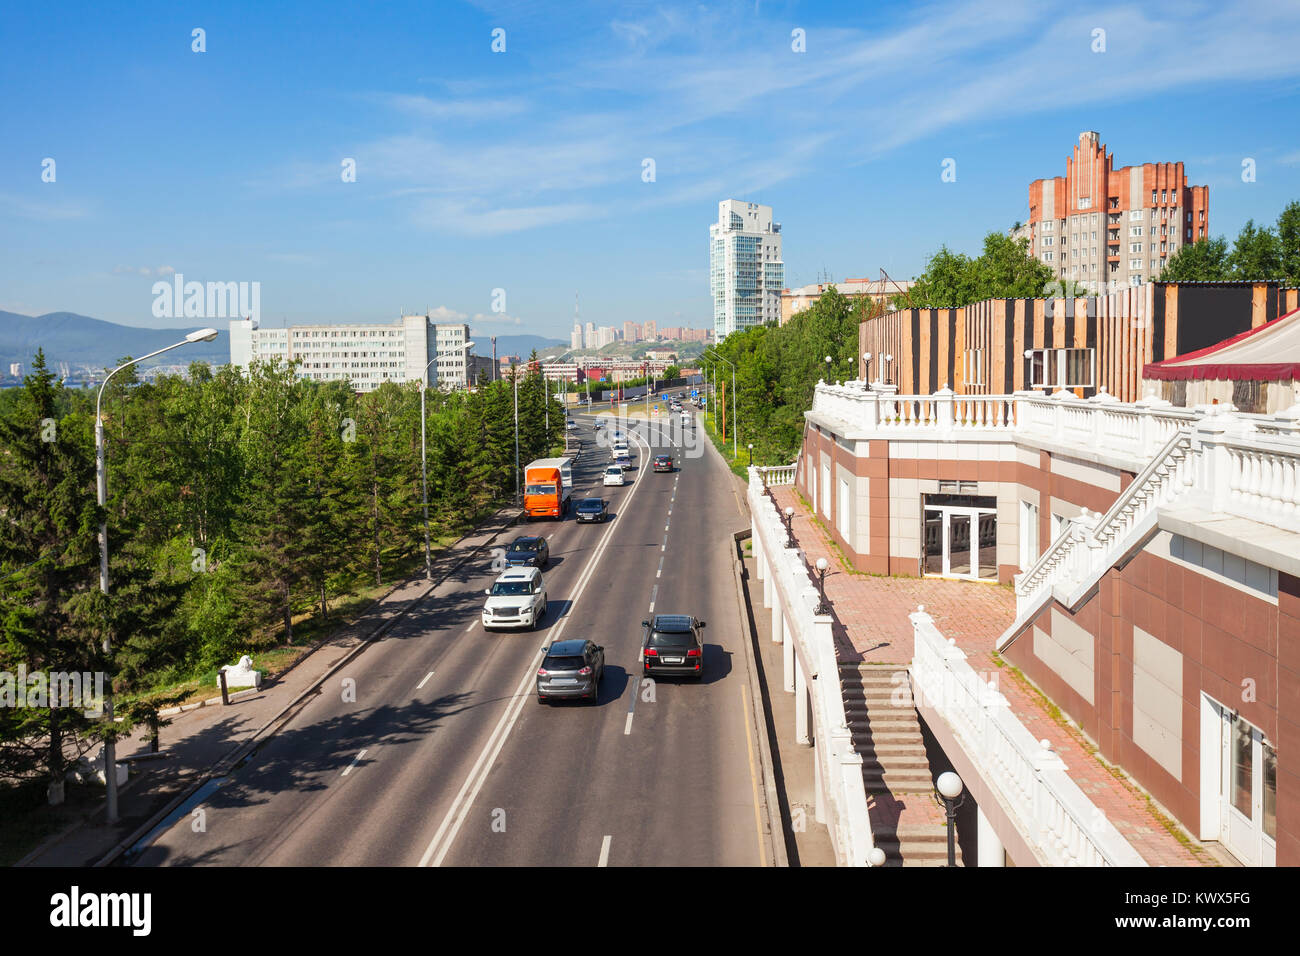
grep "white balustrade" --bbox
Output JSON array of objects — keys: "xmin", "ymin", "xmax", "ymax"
[
  {"xmin": 910, "ymin": 609, "xmax": 1147, "ymax": 866},
  {"xmin": 746, "ymin": 467, "xmax": 878, "ymax": 867}
]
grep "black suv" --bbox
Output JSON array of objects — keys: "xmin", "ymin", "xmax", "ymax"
[
  {"xmin": 506, "ymin": 535, "xmax": 549, "ymax": 568},
  {"xmin": 575, "ymin": 497, "xmax": 609, "ymax": 523},
  {"xmin": 537, "ymin": 639, "xmax": 605, "ymax": 704},
  {"xmin": 641, "ymin": 614, "xmax": 706, "ymax": 681},
  {"xmin": 652, "ymin": 454, "xmax": 673, "ymax": 473}
]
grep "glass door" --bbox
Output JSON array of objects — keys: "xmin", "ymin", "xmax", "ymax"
[
  {"xmin": 922, "ymin": 505, "xmax": 997, "ymax": 580},
  {"xmin": 1220, "ymin": 710, "xmax": 1277, "ymax": 866}
]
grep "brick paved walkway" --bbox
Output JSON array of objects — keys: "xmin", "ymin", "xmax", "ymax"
[{"xmin": 771, "ymin": 485, "xmax": 1213, "ymax": 866}]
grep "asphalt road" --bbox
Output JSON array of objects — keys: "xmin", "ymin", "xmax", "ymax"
[{"xmin": 132, "ymin": 405, "xmax": 763, "ymax": 866}]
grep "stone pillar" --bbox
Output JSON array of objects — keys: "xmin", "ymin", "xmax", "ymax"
[
  {"xmin": 814, "ymin": 745, "xmax": 826, "ymax": 825},
  {"xmin": 976, "ymin": 805, "xmax": 1005, "ymax": 867},
  {"xmin": 783, "ymin": 620, "xmax": 795, "ymax": 692},
  {"xmin": 771, "ymin": 596, "xmax": 783, "ymax": 644},
  {"xmin": 795, "ymin": 661, "xmax": 810, "ymax": 746}
]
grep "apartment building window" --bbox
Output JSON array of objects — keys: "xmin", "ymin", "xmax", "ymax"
[
  {"xmin": 1188, "ymin": 229, "xmax": 1193, "ymax": 240},
  {"xmin": 1043, "ymin": 252, "xmax": 1054, "ymax": 262},
  {"xmin": 1131, "ymin": 275, "xmax": 1143, "ymax": 286},
  {"xmin": 1187, "ymin": 212, "xmax": 1193, "ymax": 223},
  {"xmin": 1027, "ymin": 347, "xmax": 1094, "ymax": 389},
  {"xmin": 1130, "ymin": 226, "xmax": 1143, "ymax": 237},
  {"xmin": 1130, "ymin": 243, "xmax": 1142, "ymax": 253},
  {"xmin": 1130, "ymin": 258, "xmax": 1143, "ymax": 269},
  {"xmin": 1042, "ymin": 236, "xmax": 1053, "ymax": 246},
  {"xmin": 964, "ymin": 349, "xmax": 985, "ymax": 385},
  {"xmin": 1042, "ymin": 220, "xmax": 1053, "ymax": 231},
  {"xmin": 1078, "ymin": 197, "xmax": 1091, "ymax": 209},
  {"xmin": 1130, "ymin": 209, "xmax": 1144, "ymax": 221}
]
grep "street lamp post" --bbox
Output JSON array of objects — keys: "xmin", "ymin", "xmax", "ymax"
[
  {"xmin": 936, "ymin": 771, "xmax": 965, "ymax": 866},
  {"xmin": 420, "ymin": 341, "xmax": 475, "ymax": 581},
  {"xmin": 96, "ymin": 327, "xmax": 218, "ymax": 823},
  {"xmin": 783, "ymin": 506, "xmax": 796, "ymax": 548},
  {"xmin": 747, "ymin": 442, "xmax": 753, "ymax": 467},
  {"xmin": 814, "ymin": 556, "xmax": 830, "ymax": 615},
  {"xmin": 703, "ymin": 348, "xmax": 737, "ymax": 460}
]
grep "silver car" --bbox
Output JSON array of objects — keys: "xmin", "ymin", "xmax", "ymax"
[{"xmin": 536, "ymin": 639, "xmax": 605, "ymax": 704}]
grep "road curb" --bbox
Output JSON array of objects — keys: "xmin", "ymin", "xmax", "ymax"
[
  {"xmin": 88, "ymin": 508, "xmax": 523, "ymax": 868},
  {"xmin": 729, "ymin": 530, "xmax": 790, "ymax": 868}
]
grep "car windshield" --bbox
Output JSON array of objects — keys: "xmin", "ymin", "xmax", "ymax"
[
  {"xmin": 491, "ymin": 580, "xmax": 532, "ymax": 596},
  {"xmin": 525, "ymin": 484, "xmax": 554, "ymax": 496},
  {"xmin": 649, "ymin": 629, "xmax": 695, "ymax": 648},
  {"xmin": 578, "ymin": 499, "xmax": 602, "ymax": 509},
  {"xmin": 606, "ymin": 467, "xmax": 621, "ymax": 475},
  {"xmin": 509, "ymin": 540, "xmax": 539, "ymax": 552},
  {"xmin": 543, "ymin": 655, "xmax": 585, "ymax": 670}
]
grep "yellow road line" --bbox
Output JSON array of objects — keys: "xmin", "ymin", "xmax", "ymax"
[{"xmin": 741, "ymin": 684, "xmax": 767, "ymax": 867}]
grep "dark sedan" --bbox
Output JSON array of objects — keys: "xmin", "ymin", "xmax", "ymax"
[
  {"xmin": 652, "ymin": 454, "xmax": 674, "ymax": 472},
  {"xmin": 641, "ymin": 614, "xmax": 706, "ymax": 681},
  {"xmin": 537, "ymin": 639, "xmax": 605, "ymax": 704},
  {"xmin": 506, "ymin": 535, "xmax": 549, "ymax": 568},
  {"xmin": 575, "ymin": 497, "xmax": 609, "ymax": 523}
]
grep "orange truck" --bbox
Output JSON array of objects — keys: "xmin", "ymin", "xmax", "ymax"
[{"xmin": 523, "ymin": 457, "xmax": 573, "ymax": 519}]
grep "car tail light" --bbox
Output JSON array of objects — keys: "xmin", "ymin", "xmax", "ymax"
[
  {"xmin": 537, "ymin": 667, "xmax": 548, "ymax": 676},
  {"xmin": 578, "ymin": 666, "xmax": 592, "ymax": 675},
  {"xmin": 644, "ymin": 647, "xmax": 658, "ymax": 657},
  {"xmin": 686, "ymin": 648, "xmax": 701, "ymax": 657}
]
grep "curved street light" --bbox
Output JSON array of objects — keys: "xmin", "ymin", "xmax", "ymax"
[{"xmin": 96, "ymin": 327, "xmax": 219, "ymax": 823}]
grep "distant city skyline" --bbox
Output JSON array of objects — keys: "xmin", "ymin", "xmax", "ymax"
[{"xmin": 3, "ymin": 1, "xmax": 1300, "ymax": 338}]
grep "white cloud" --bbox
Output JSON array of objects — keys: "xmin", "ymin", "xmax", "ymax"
[
  {"xmin": 428, "ymin": 305, "xmax": 467, "ymax": 321},
  {"xmin": 112, "ymin": 265, "xmax": 175, "ymax": 277},
  {"xmin": 470, "ymin": 312, "xmax": 523, "ymax": 325},
  {"xmin": 269, "ymin": 0, "xmax": 1300, "ymax": 237}
]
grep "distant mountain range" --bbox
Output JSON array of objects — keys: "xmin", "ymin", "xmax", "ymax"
[
  {"xmin": 0, "ymin": 311, "xmax": 564, "ymax": 377},
  {"xmin": 0, "ymin": 311, "xmax": 228, "ymax": 374}
]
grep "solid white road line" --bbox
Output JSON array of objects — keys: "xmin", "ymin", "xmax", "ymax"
[
  {"xmin": 598, "ymin": 835, "xmax": 612, "ymax": 867},
  {"xmin": 341, "ymin": 749, "xmax": 367, "ymax": 777},
  {"xmin": 416, "ymin": 671, "xmax": 435, "ymax": 690},
  {"xmin": 419, "ymin": 430, "xmax": 656, "ymax": 867}
]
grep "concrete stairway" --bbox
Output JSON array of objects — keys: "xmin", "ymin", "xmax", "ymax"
[{"xmin": 839, "ymin": 662, "xmax": 962, "ymax": 866}]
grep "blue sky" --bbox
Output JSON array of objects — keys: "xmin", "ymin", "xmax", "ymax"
[{"xmin": 3, "ymin": 0, "xmax": 1300, "ymax": 339}]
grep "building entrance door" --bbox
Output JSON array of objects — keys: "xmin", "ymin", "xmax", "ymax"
[
  {"xmin": 922, "ymin": 495, "xmax": 997, "ymax": 580},
  {"xmin": 1208, "ymin": 700, "xmax": 1277, "ymax": 866}
]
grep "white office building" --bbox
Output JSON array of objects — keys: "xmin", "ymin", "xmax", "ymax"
[
  {"xmin": 709, "ymin": 199, "xmax": 784, "ymax": 339},
  {"xmin": 228, "ymin": 314, "xmax": 476, "ymax": 392}
]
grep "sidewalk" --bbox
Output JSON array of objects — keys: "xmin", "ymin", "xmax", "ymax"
[
  {"xmin": 771, "ymin": 485, "xmax": 1215, "ymax": 867},
  {"xmin": 17, "ymin": 506, "xmax": 523, "ymax": 867}
]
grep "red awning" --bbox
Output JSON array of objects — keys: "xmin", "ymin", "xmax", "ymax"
[{"xmin": 1143, "ymin": 306, "xmax": 1300, "ymax": 381}]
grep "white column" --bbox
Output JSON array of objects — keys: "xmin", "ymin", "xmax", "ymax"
[
  {"xmin": 795, "ymin": 660, "xmax": 810, "ymax": 745},
  {"xmin": 783, "ymin": 620, "xmax": 795, "ymax": 692},
  {"xmin": 762, "ymin": 561, "xmax": 773, "ymax": 609},
  {"xmin": 814, "ymin": 747, "xmax": 826, "ymax": 824},
  {"xmin": 976, "ymin": 805, "xmax": 1005, "ymax": 867},
  {"xmin": 771, "ymin": 598, "xmax": 784, "ymax": 644}
]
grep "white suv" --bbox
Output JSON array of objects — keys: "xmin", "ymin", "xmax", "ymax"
[
  {"xmin": 603, "ymin": 465, "xmax": 626, "ymax": 487},
  {"xmin": 482, "ymin": 567, "xmax": 548, "ymax": 631}
]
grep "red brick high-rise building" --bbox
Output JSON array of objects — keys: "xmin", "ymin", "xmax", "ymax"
[{"xmin": 1013, "ymin": 131, "xmax": 1209, "ymax": 294}]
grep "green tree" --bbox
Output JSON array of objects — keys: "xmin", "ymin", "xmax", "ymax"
[
  {"xmin": 1277, "ymin": 200, "xmax": 1300, "ymax": 286},
  {"xmin": 1230, "ymin": 219, "xmax": 1282, "ymax": 280},
  {"xmin": 1158, "ymin": 236, "xmax": 1231, "ymax": 281},
  {"xmin": 0, "ymin": 350, "xmax": 102, "ymax": 792}
]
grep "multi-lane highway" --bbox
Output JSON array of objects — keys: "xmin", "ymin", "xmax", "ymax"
[{"xmin": 132, "ymin": 404, "xmax": 766, "ymax": 866}]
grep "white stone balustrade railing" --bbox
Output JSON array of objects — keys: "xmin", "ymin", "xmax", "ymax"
[
  {"xmin": 758, "ymin": 463, "xmax": 797, "ymax": 486},
  {"xmin": 808, "ymin": 381, "xmax": 1235, "ymax": 467},
  {"xmin": 747, "ymin": 467, "xmax": 878, "ymax": 867},
  {"xmin": 910, "ymin": 609, "xmax": 1147, "ymax": 866},
  {"xmin": 1013, "ymin": 412, "xmax": 1300, "ymax": 621}
]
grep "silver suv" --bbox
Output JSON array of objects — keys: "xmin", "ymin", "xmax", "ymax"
[{"xmin": 482, "ymin": 566, "xmax": 548, "ymax": 631}]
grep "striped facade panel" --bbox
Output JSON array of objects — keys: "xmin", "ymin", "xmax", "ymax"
[{"xmin": 856, "ymin": 283, "xmax": 1286, "ymax": 405}]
